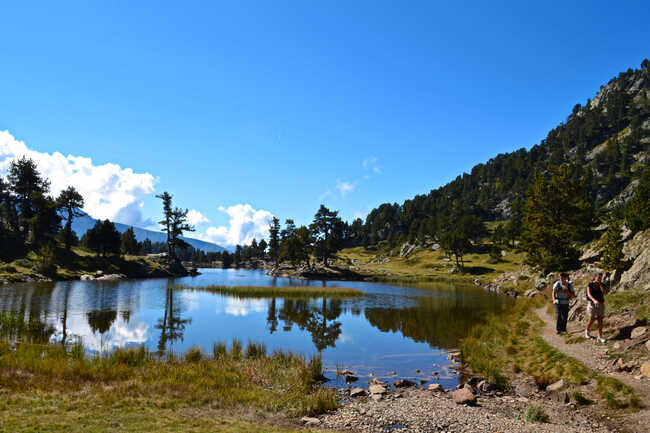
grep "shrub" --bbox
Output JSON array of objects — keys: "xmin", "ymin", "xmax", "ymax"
[
  {"xmin": 525, "ymin": 405, "xmax": 549, "ymax": 423},
  {"xmin": 184, "ymin": 346, "xmax": 203, "ymax": 362}
]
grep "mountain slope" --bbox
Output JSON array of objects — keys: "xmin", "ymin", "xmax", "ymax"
[
  {"xmin": 71, "ymin": 214, "xmax": 225, "ymax": 253},
  {"xmin": 358, "ymin": 59, "xmax": 650, "ymax": 244}
]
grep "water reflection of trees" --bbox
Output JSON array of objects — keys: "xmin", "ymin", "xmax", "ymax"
[
  {"xmin": 364, "ymin": 292, "xmax": 507, "ymax": 349},
  {"xmin": 155, "ymin": 285, "xmax": 191, "ymax": 354},
  {"xmin": 268, "ymin": 298, "xmax": 343, "ymax": 352}
]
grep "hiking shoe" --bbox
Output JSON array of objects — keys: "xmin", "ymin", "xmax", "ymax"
[
  {"xmin": 585, "ymin": 331, "xmax": 593, "ymax": 339},
  {"xmin": 598, "ymin": 337, "xmax": 606, "ymax": 343}
]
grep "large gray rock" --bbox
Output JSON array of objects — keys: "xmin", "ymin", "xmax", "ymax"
[
  {"xmin": 428, "ymin": 383, "xmax": 444, "ymax": 392},
  {"xmin": 619, "ymin": 246, "xmax": 650, "ymax": 291},
  {"xmin": 534, "ymin": 277, "xmax": 547, "ymax": 291},
  {"xmin": 631, "ymin": 327, "xmax": 647, "ymax": 339},
  {"xmin": 546, "ymin": 379, "xmax": 565, "ymax": 392},
  {"xmin": 452, "ymin": 387, "xmax": 476, "ymax": 405},
  {"xmin": 350, "ymin": 387, "xmax": 367, "ymax": 397},
  {"xmin": 301, "ymin": 417, "xmax": 320, "ymax": 426},
  {"xmin": 369, "ymin": 384, "xmax": 387, "ymax": 395}
]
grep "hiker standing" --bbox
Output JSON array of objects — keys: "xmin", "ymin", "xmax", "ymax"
[
  {"xmin": 552, "ymin": 272, "xmax": 574, "ymax": 334},
  {"xmin": 585, "ymin": 272, "xmax": 608, "ymax": 343}
]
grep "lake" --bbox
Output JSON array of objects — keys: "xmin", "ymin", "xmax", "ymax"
[{"xmin": 0, "ymin": 268, "xmax": 510, "ymax": 389}]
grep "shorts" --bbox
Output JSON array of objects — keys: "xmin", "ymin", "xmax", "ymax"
[{"xmin": 587, "ymin": 301, "xmax": 605, "ymax": 319}]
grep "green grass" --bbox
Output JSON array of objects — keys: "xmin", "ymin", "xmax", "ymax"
[
  {"xmin": 0, "ymin": 311, "xmax": 338, "ymax": 432},
  {"xmin": 525, "ymin": 405, "xmax": 549, "ymax": 423},
  {"xmin": 607, "ymin": 288, "xmax": 650, "ymax": 322},
  {"xmin": 0, "ymin": 245, "xmax": 171, "ymax": 282},
  {"xmin": 572, "ymin": 391, "xmax": 594, "ymax": 407},
  {"xmin": 596, "ymin": 376, "xmax": 641, "ymax": 409},
  {"xmin": 176, "ymin": 284, "xmax": 363, "ymax": 298},
  {"xmin": 460, "ymin": 296, "xmax": 642, "ymax": 411},
  {"xmin": 335, "ymin": 244, "xmax": 527, "ymax": 283}
]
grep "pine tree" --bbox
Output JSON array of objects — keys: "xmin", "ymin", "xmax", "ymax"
[
  {"xmin": 625, "ymin": 166, "xmax": 650, "ymax": 233},
  {"xmin": 156, "ymin": 192, "xmax": 173, "ymax": 259},
  {"xmin": 310, "ymin": 205, "xmax": 344, "ymax": 265},
  {"xmin": 56, "ymin": 186, "xmax": 85, "ymax": 252},
  {"xmin": 268, "ymin": 217, "xmax": 280, "ymax": 267},
  {"xmin": 600, "ymin": 219, "xmax": 626, "ymax": 272},
  {"xmin": 121, "ymin": 227, "xmax": 140, "ymax": 255},
  {"xmin": 521, "ymin": 165, "xmax": 595, "ymax": 272}
]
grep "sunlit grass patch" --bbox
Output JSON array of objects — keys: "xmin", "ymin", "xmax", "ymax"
[
  {"xmin": 176, "ymin": 284, "xmax": 363, "ymax": 298},
  {"xmin": 596, "ymin": 376, "xmax": 641, "ymax": 409}
]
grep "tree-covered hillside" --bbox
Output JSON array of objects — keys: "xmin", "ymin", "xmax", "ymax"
[{"xmin": 352, "ymin": 60, "xmax": 650, "ymax": 247}]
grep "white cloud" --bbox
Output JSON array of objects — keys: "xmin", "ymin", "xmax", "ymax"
[
  {"xmin": 186, "ymin": 209, "xmax": 209, "ymax": 226},
  {"xmin": 0, "ymin": 130, "xmax": 156, "ymax": 226},
  {"xmin": 219, "ymin": 298, "xmax": 267, "ymax": 316},
  {"xmin": 200, "ymin": 203, "xmax": 273, "ymax": 246},
  {"xmin": 336, "ymin": 181, "xmax": 356, "ymax": 197},
  {"xmin": 362, "ymin": 156, "xmax": 382, "ymax": 175}
]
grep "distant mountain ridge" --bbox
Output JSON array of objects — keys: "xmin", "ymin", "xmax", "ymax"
[{"xmin": 71, "ymin": 214, "xmax": 225, "ymax": 253}]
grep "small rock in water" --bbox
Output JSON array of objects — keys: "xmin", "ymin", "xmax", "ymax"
[
  {"xmin": 428, "ymin": 383, "xmax": 444, "ymax": 392},
  {"xmin": 393, "ymin": 379, "xmax": 416, "ymax": 388},
  {"xmin": 414, "ymin": 369, "xmax": 421, "ymax": 373},
  {"xmin": 350, "ymin": 387, "xmax": 367, "ymax": 397}
]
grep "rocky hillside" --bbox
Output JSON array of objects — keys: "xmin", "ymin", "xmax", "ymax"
[{"xmin": 356, "ymin": 60, "xmax": 650, "ymax": 245}]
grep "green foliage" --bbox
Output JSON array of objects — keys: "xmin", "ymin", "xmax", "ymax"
[
  {"xmin": 572, "ymin": 392, "xmax": 593, "ymax": 406},
  {"xmin": 83, "ymin": 220, "xmax": 121, "ymax": 257},
  {"xmin": 268, "ymin": 217, "xmax": 281, "ymax": 266},
  {"xmin": 600, "ymin": 219, "xmax": 626, "ymax": 271},
  {"xmin": 521, "ymin": 165, "xmax": 594, "ymax": 272},
  {"xmin": 596, "ymin": 376, "xmax": 640, "ymax": 409},
  {"xmin": 36, "ymin": 242, "xmax": 57, "ymax": 277},
  {"xmin": 120, "ymin": 227, "xmax": 140, "ymax": 255},
  {"xmin": 625, "ymin": 166, "xmax": 650, "ymax": 232},
  {"xmin": 55, "ymin": 186, "xmax": 84, "ymax": 252},
  {"xmin": 525, "ymin": 405, "xmax": 549, "ymax": 423},
  {"xmin": 310, "ymin": 205, "xmax": 344, "ymax": 265}
]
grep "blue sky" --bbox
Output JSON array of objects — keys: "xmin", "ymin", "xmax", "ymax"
[{"xmin": 1, "ymin": 1, "xmax": 649, "ymax": 246}]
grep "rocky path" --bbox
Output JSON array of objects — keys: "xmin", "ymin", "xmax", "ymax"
[
  {"xmin": 318, "ymin": 387, "xmax": 610, "ymax": 433},
  {"xmin": 537, "ymin": 307, "xmax": 650, "ymax": 432}
]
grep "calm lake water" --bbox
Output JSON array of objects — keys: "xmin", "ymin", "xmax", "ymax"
[{"xmin": 0, "ymin": 269, "xmax": 510, "ymax": 389}]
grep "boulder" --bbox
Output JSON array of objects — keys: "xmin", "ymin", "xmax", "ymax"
[
  {"xmin": 615, "ymin": 358, "xmax": 635, "ymax": 372},
  {"xmin": 546, "ymin": 379, "xmax": 565, "ymax": 392},
  {"xmin": 301, "ymin": 417, "xmax": 320, "ymax": 426},
  {"xmin": 534, "ymin": 277, "xmax": 547, "ymax": 291},
  {"xmin": 525, "ymin": 289, "xmax": 537, "ymax": 298},
  {"xmin": 477, "ymin": 380, "xmax": 498, "ymax": 393},
  {"xmin": 350, "ymin": 387, "xmax": 367, "ymax": 397},
  {"xmin": 80, "ymin": 274, "xmax": 94, "ymax": 281},
  {"xmin": 369, "ymin": 384, "xmax": 387, "ymax": 395},
  {"xmin": 619, "ymin": 244, "xmax": 650, "ymax": 291},
  {"xmin": 645, "ymin": 340, "xmax": 650, "ymax": 351},
  {"xmin": 370, "ymin": 393, "xmax": 383, "ymax": 402},
  {"xmin": 641, "ymin": 361, "xmax": 650, "ymax": 378},
  {"xmin": 452, "ymin": 387, "xmax": 476, "ymax": 405},
  {"xmin": 428, "ymin": 383, "xmax": 444, "ymax": 392},
  {"xmin": 631, "ymin": 327, "xmax": 647, "ymax": 339}
]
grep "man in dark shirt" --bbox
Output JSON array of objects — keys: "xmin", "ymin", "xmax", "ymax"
[{"xmin": 585, "ymin": 272, "xmax": 608, "ymax": 343}]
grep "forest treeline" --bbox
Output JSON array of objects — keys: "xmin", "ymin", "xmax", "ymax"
[{"xmin": 0, "ymin": 157, "xmax": 194, "ymax": 275}]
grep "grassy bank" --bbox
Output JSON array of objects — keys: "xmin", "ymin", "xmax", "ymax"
[
  {"xmin": 0, "ymin": 314, "xmax": 336, "ymax": 432},
  {"xmin": 335, "ymin": 244, "xmax": 525, "ymax": 283},
  {"xmin": 0, "ymin": 246, "xmax": 172, "ymax": 282},
  {"xmin": 460, "ymin": 298, "xmax": 640, "ymax": 409},
  {"xmin": 177, "ymin": 284, "xmax": 363, "ymax": 298}
]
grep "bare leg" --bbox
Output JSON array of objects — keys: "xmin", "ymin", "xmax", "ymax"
[
  {"xmin": 586, "ymin": 317, "xmax": 594, "ymax": 334},
  {"xmin": 597, "ymin": 317, "xmax": 603, "ymax": 338}
]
